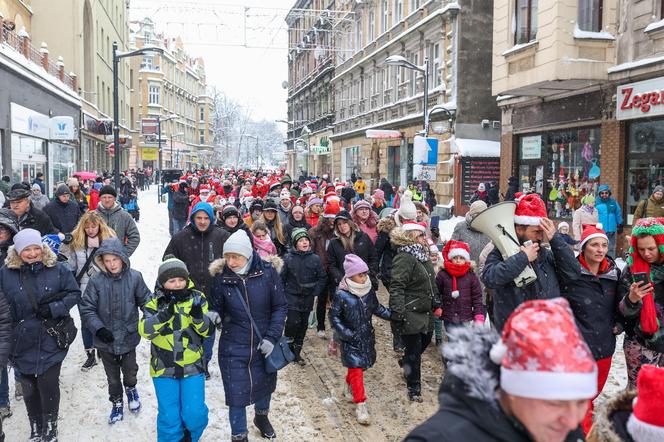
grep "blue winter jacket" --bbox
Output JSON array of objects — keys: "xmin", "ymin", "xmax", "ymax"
[
  {"xmin": 595, "ymin": 185, "xmax": 623, "ymax": 233},
  {"xmin": 209, "ymin": 252, "xmax": 287, "ymax": 407},
  {"xmin": 0, "ymin": 244, "xmax": 80, "ymax": 375},
  {"xmin": 329, "ymin": 283, "xmax": 391, "ymax": 369}
]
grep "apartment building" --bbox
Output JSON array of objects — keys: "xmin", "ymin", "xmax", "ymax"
[{"xmin": 129, "ymin": 18, "xmax": 214, "ymax": 171}]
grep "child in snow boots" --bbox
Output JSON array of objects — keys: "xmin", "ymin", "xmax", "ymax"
[
  {"xmin": 281, "ymin": 228, "xmax": 326, "ymax": 365},
  {"xmin": 79, "ymin": 238, "xmax": 151, "ymax": 424},
  {"xmin": 140, "ymin": 257, "xmax": 211, "ymax": 442},
  {"xmin": 329, "ymin": 254, "xmax": 393, "ymax": 425}
]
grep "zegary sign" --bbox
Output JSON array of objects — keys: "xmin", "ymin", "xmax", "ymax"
[{"xmin": 617, "ymin": 77, "xmax": 664, "ymax": 120}]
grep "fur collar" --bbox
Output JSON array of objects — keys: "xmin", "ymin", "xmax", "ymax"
[
  {"xmin": 4, "ymin": 244, "xmax": 58, "ymax": 269},
  {"xmin": 377, "ymin": 216, "xmax": 396, "ymax": 234},
  {"xmin": 209, "ymin": 253, "xmax": 283, "ymax": 277},
  {"xmin": 389, "ymin": 226, "xmax": 416, "ymax": 247},
  {"xmin": 587, "ymin": 390, "xmax": 636, "ymax": 442}
]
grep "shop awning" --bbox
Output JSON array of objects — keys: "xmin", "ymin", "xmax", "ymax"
[{"xmin": 451, "ymin": 137, "xmax": 500, "ymax": 157}]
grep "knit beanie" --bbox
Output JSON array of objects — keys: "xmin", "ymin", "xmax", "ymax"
[
  {"xmin": 396, "ymin": 190, "xmax": 417, "ymax": 226},
  {"xmin": 291, "ymin": 205, "xmax": 304, "ymax": 216},
  {"xmin": 626, "ymin": 217, "xmax": 664, "ymax": 334},
  {"xmin": 343, "ymin": 253, "xmax": 369, "ymax": 278},
  {"xmin": 222, "ymin": 205, "xmax": 239, "ymax": 221},
  {"xmin": 307, "ymin": 197, "xmax": 323, "ymax": 208},
  {"xmin": 280, "ymin": 189, "xmax": 291, "ymax": 200},
  {"xmin": 654, "ymin": 185, "xmax": 664, "ymax": 195},
  {"xmin": 223, "ymin": 230, "xmax": 253, "ymax": 259},
  {"xmin": 13, "ymin": 228, "xmax": 42, "ymax": 254},
  {"xmin": 158, "ymin": 256, "xmax": 190, "ymax": 285},
  {"xmin": 557, "ymin": 221, "xmax": 569, "ymax": 231},
  {"xmin": 465, "ymin": 200, "xmax": 487, "ymax": 224},
  {"xmin": 353, "ymin": 199, "xmax": 371, "ymax": 212},
  {"xmin": 372, "ymin": 189, "xmax": 385, "ymax": 202},
  {"xmin": 99, "ymin": 185, "xmax": 117, "ymax": 198},
  {"xmin": 67, "ymin": 177, "xmax": 79, "ymax": 187},
  {"xmin": 581, "ymin": 194, "xmax": 596, "ymax": 206},
  {"xmin": 291, "ymin": 227, "xmax": 310, "ymax": 248},
  {"xmin": 263, "ymin": 200, "xmax": 278, "ymax": 212},
  {"xmin": 55, "ymin": 184, "xmax": 70, "ymax": 197}
]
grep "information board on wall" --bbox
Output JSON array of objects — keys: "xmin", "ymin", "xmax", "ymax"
[{"xmin": 461, "ymin": 157, "xmax": 501, "ymax": 204}]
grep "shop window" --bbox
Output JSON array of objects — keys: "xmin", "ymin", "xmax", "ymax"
[
  {"xmin": 515, "ymin": 0, "xmax": 538, "ymax": 44},
  {"xmin": 517, "ymin": 126, "xmax": 601, "ymax": 220},
  {"xmin": 578, "ymin": 0, "xmax": 602, "ymax": 32},
  {"xmin": 625, "ymin": 119, "xmax": 664, "ymax": 223}
]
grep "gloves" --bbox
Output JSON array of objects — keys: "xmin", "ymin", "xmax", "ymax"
[
  {"xmin": 156, "ymin": 300, "xmax": 174, "ymax": 323},
  {"xmin": 189, "ymin": 296, "xmax": 204, "ymax": 320},
  {"xmin": 258, "ymin": 339, "xmax": 274, "ymax": 357},
  {"xmin": 434, "ymin": 308, "xmax": 443, "ymax": 319},
  {"xmin": 474, "ymin": 314, "xmax": 485, "ymax": 325},
  {"xmin": 96, "ymin": 327, "xmax": 115, "ymax": 344},
  {"xmin": 390, "ymin": 311, "xmax": 405, "ymax": 322},
  {"xmin": 38, "ymin": 304, "xmax": 52, "ymax": 319},
  {"xmin": 617, "ymin": 225, "xmax": 624, "ymax": 234},
  {"xmin": 206, "ymin": 311, "xmax": 223, "ymax": 329}
]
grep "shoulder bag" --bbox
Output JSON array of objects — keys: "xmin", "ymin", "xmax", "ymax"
[
  {"xmin": 75, "ymin": 247, "xmax": 98, "ymax": 284},
  {"xmin": 233, "ymin": 287, "xmax": 294, "ymax": 373}
]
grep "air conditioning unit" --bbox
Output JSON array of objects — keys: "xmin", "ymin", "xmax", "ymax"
[{"xmin": 492, "ymin": 121, "xmax": 501, "ymax": 129}]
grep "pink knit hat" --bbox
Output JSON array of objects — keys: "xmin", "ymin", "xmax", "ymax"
[{"xmin": 343, "ymin": 254, "xmax": 369, "ymax": 278}]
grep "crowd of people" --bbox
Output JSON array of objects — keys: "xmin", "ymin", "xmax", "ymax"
[{"xmin": 0, "ymin": 167, "xmax": 661, "ymax": 442}]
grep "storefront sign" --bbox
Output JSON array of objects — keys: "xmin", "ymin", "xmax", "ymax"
[
  {"xmin": 142, "ymin": 147, "xmax": 158, "ymax": 161},
  {"xmin": 11, "ymin": 103, "xmax": 50, "ymax": 139},
  {"xmin": 461, "ymin": 157, "xmax": 501, "ymax": 205},
  {"xmin": 142, "ymin": 118, "xmax": 159, "ymax": 134},
  {"xmin": 83, "ymin": 114, "xmax": 113, "ymax": 135},
  {"xmin": 49, "ymin": 116, "xmax": 77, "ymax": 140},
  {"xmin": 521, "ymin": 135, "xmax": 542, "ymax": 159},
  {"xmin": 310, "ymin": 145, "xmax": 330, "ymax": 154},
  {"xmin": 617, "ymin": 77, "xmax": 664, "ymax": 120},
  {"xmin": 366, "ymin": 129, "xmax": 402, "ymax": 139}
]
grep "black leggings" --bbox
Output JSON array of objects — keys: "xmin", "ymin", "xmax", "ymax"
[
  {"xmin": 401, "ymin": 333, "xmax": 432, "ymax": 394},
  {"xmin": 285, "ymin": 310, "xmax": 310, "ymax": 358},
  {"xmin": 19, "ymin": 362, "xmax": 62, "ymax": 419},
  {"xmin": 316, "ymin": 286, "xmax": 330, "ymax": 332}
]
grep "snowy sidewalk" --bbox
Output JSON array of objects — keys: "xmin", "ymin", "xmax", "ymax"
[{"xmin": 5, "ymin": 187, "xmax": 317, "ymax": 442}]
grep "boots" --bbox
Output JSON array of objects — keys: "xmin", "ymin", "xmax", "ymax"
[
  {"xmin": 81, "ymin": 349, "xmax": 97, "ymax": 372},
  {"xmin": 355, "ymin": 402, "xmax": 370, "ymax": 425},
  {"xmin": 179, "ymin": 428, "xmax": 192, "ymax": 442},
  {"xmin": 42, "ymin": 413, "xmax": 58, "ymax": 442},
  {"xmin": 408, "ymin": 386, "xmax": 423, "ymax": 403},
  {"xmin": 204, "ymin": 360, "xmax": 211, "ymax": 381},
  {"xmin": 231, "ymin": 433, "xmax": 249, "ymax": 442},
  {"xmin": 28, "ymin": 415, "xmax": 42, "ymax": 442},
  {"xmin": 125, "ymin": 387, "xmax": 141, "ymax": 413},
  {"xmin": 109, "ymin": 400, "xmax": 124, "ymax": 424},
  {"xmin": 253, "ymin": 412, "xmax": 276, "ymax": 439},
  {"xmin": 14, "ymin": 382, "xmax": 22, "ymax": 401}
]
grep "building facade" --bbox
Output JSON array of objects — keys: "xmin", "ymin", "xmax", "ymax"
[
  {"xmin": 129, "ymin": 18, "xmax": 214, "ymax": 172},
  {"xmin": 31, "ymin": 0, "xmax": 133, "ymax": 174},
  {"xmin": 0, "ymin": 2, "xmax": 81, "ymax": 196}
]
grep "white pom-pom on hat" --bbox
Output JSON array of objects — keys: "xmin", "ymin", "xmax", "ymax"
[{"xmin": 489, "ymin": 340, "xmax": 507, "ymax": 365}]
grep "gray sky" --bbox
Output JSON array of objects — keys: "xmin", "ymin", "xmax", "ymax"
[{"xmin": 130, "ymin": 0, "xmax": 294, "ymax": 122}]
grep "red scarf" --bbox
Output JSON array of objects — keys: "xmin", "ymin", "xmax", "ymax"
[
  {"xmin": 578, "ymin": 254, "xmax": 609, "ymax": 275},
  {"xmin": 629, "ymin": 256, "xmax": 660, "ymax": 334},
  {"xmin": 445, "ymin": 261, "xmax": 470, "ymax": 294}
]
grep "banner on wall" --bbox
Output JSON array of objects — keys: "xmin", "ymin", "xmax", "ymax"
[{"xmin": 413, "ymin": 136, "xmax": 438, "ymax": 181}]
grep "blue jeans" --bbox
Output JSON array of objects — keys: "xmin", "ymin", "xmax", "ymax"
[
  {"xmin": 607, "ymin": 231, "xmax": 617, "ymax": 258},
  {"xmin": 171, "ymin": 218, "xmax": 187, "ymax": 235},
  {"xmin": 153, "ymin": 374, "xmax": 208, "ymax": 442},
  {"xmin": 229, "ymin": 394, "xmax": 271, "ymax": 436},
  {"xmin": 203, "ymin": 329, "xmax": 215, "ymax": 363}
]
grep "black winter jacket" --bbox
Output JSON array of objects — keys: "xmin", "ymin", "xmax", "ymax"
[
  {"xmin": 18, "ymin": 204, "xmax": 58, "ymax": 235},
  {"xmin": 618, "ymin": 267, "xmax": 664, "ymax": 353},
  {"xmin": 375, "ymin": 217, "xmax": 397, "ymax": 288},
  {"xmin": 482, "ymin": 233, "xmax": 580, "ymax": 331},
  {"xmin": 330, "ymin": 284, "xmax": 391, "ymax": 369},
  {"xmin": 283, "ymin": 214, "xmax": 311, "ymax": 250},
  {"xmin": 43, "ymin": 198, "xmax": 82, "ymax": 234},
  {"xmin": 218, "ymin": 219, "xmax": 254, "ymax": 247},
  {"xmin": 171, "ymin": 189, "xmax": 191, "ymax": 221},
  {"xmin": 327, "ymin": 230, "xmax": 379, "ymax": 289},
  {"xmin": 561, "ymin": 257, "xmax": 622, "ymax": 360},
  {"xmin": 280, "ymin": 249, "xmax": 326, "ymax": 311},
  {"xmin": 0, "ymin": 289, "xmax": 12, "ymax": 367}
]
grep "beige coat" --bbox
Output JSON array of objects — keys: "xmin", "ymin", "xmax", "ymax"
[{"xmin": 572, "ymin": 206, "xmax": 599, "ymax": 241}]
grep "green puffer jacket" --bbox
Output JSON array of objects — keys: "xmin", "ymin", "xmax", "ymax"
[{"xmin": 388, "ymin": 227, "xmax": 439, "ymax": 335}]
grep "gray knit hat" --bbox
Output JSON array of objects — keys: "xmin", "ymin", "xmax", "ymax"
[
  {"xmin": 158, "ymin": 255, "xmax": 189, "ymax": 285},
  {"xmin": 223, "ymin": 230, "xmax": 253, "ymax": 259}
]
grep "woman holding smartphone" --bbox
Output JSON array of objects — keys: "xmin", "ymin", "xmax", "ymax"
[{"xmin": 619, "ymin": 217, "xmax": 664, "ymax": 389}]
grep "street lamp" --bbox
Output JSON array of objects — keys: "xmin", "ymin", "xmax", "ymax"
[
  {"xmin": 385, "ymin": 55, "xmax": 430, "ymax": 135},
  {"xmin": 427, "ymin": 104, "xmax": 456, "ymax": 135},
  {"xmin": 113, "ymin": 41, "xmax": 164, "ymax": 189}
]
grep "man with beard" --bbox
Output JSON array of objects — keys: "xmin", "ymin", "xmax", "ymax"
[
  {"xmin": 163, "ymin": 202, "xmax": 230, "ymax": 379},
  {"xmin": 482, "ymin": 194, "xmax": 580, "ymax": 331}
]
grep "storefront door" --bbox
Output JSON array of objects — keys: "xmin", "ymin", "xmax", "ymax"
[{"xmin": 11, "ymin": 133, "xmax": 47, "ymax": 190}]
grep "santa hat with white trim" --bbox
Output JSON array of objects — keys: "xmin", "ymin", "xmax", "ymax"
[
  {"xmin": 489, "ymin": 297, "xmax": 597, "ymax": 401},
  {"xmin": 513, "ymin": 193, "xmax": 547, "ymax": 226},
  {"xmin": 444, "ymin": 240, "xmax": 471, "ymax": 262},
  {"xmin": 401, "ymin": 221, "xmax": 427, "ymax": 234},
  {"xmin": 626, "ymin": 364, "xmax": 664, "ymax": 442},
  {"xmin": 579, "ymin": 223, "xmax": 607, "ymax": 249}
]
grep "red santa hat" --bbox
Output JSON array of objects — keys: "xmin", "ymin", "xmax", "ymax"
[
  {"xmin": 199, "ymin": 184, "xmax": 210, "ymax": 192},
  {"xmin": 490, "ymin": 298, "xmax": 597, "ymax": 400},
  {"xmin": 627, "ymin": 364, "xmax": 664, "ymax": 442},
  {"xmin": 443, "ymin": 240, "xmax": 470, "ymax": 262},
  {"xmin": 323, "ymin": 200, "xmax": 341, "ymax": 219},
  {"xmin": 401, "ymin": 221, "xmax": 427, "ymax": 234},
  {"xmin": 513, "ymin": 194, "xmax": 547, "ymax": 226},
  {"xmin": 579, "ymin": 223, "xmax": 607, "ymax": 249}
]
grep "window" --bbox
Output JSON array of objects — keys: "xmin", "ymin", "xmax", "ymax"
[
  {"xmin": 199, "ymin": 106, "xmax": 205, "ymax": 122},
  {"xmin": 141, "ymin": 56, "xmax": 153, "ymax": 70},
  {"xmin": 578, "ymin": 0, "xmax": 602, "ymax": 32},
  {"xmin": 515, "ymin": 0, "xmax": 538, "ymax": 44},
  {"xmin": 394, "ymin": 0, "xmax": 404, "ymax": 23},
  {"xmin": 431, "ymin": 43, "xmax": 442, "ymax": 87},
  {"xmin": 355, "ymin": 14, "xmax": 363, "ymax": 50},
  {"xmin": 661, "ymin": 0, "xmax": 664, "ymax": 19},
  {"xmin": 368, "ymin": 10, "xmax": 375, "ymax": 42},
  {"xmin": 410, "ymin": 53, "xmax": 419, "ymax": 96},
  {"xmin": 410, "ymin": 0, "xmax": 422, "ymax": 11},
  {"xmin": 199, "ymin": 129, "xmax": 205, "ymax": 145},
  {"xmin": 625, "ymin": 119, "xmax": 664, "ymax": 221},
  {"xmin": 148, "ymin": 84, "xmax": 160, "ymax": 105},
  {"xmin": 381, "ymin": 0, "xmax": 389, "ymax": 33}
]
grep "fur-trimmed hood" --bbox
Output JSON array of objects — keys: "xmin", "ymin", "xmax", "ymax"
[
  {"xmin": 209, "ymin": 252, "xmax": 283, "ymax": 277},
  {"xmin": 587, "ymin": 390, "xmax": 636, "ymax": 442},
  {"xmin": 4, "ymin": 244, "xmax": 57, "ymax": 269},
  {"xmin": 389, "ymin": 225, "xmax": 417, "ymax": 247},
  {"xmin": 377, "ymin": 216, "xmax": 396, "ymax": 234}
]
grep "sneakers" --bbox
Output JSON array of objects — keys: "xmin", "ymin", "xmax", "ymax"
[
  {"xmin": 14, "ymin": 382, "xmax": 22, "ymax": 401},
  {"xmin": 0, "ymin": 405, "xmax": 11, "ymax": 419},
  {"xmin": 316, "ymin": 330, "xmax": 326, "ymax": 339},
  {"xmin": 253, "ymin": 413, "xmax": 276, "ymax": 439},
  {"xmin": 408, "ymin": 391, "xmax": 423, "ymax": 403},
  {"xmin": 342, "ymin": 383, "xmax": 354, "ymax": 403},
  {"xmin": 356, "ymin": 402, "xmax": 370, "ymax": 425},
  {"xmin": 109, "ymin": 401, "xmax": 124, "ymax": 424},
  {"xmin": 125, "ymin": 387, "xmax": 141, "ymax": 413},
  {"xmin": 81, "ymin": 349, "xmax": 97, "ymax": 372}
]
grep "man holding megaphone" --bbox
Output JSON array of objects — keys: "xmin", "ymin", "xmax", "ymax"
[{"xmin": 481, "ymin": 194, "xmax": 580, "ymax": 331}]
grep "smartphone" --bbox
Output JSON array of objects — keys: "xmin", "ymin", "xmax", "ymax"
[
  {"xmin": 523, "ymin": 240, "xmax": 533, "ymax": 247},
  {"xmin": 633, "ymin": 272, "xmax": 650, "ymax": 287}
]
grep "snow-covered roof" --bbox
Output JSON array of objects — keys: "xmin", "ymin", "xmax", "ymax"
[
  {"xmin": 608, "ymin": 54, "xmax": 664, "ymax": 74},
  {"xmin": 451, "ymin": 137, "xmax": 500, "ymax": 158}
]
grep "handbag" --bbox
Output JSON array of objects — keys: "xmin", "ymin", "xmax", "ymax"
[
  {"xmin": 233, "ymin": 287, "xmax": 294, "ymax": 373},
  {"xmin": 22, "ymin": 275, "xmax": 77, "ymax": 350},
  {"xmin": 75, "ymin": 247, "xmax": 98, "ymax": 284}
]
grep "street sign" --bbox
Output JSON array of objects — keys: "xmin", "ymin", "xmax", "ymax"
[
  {"xmin": 141, "ymin": 118, "xmax": 159, "ymax": 134},
  {"xmin": 49, "ymin": 116, "xmax": 77, "ymax": 140}
]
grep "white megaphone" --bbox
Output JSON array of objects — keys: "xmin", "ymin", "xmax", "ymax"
[{"xmin": 469, "ymin": 201, "xmax": 537, "ymax": 287}]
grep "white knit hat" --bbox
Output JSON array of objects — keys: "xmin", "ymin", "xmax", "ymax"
[
  {"xmin": 13, "ymin": 228, "xmax": 43, "ymax": 254},
  {"xmin": 223, "ymin": 230, "xmax": 253, "ymax": 259},
  {"xmin": 396, "ymin": 190, "xmax": 417, "ymax": 226}
]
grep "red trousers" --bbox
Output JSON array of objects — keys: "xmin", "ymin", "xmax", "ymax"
[
  {"xmin": 345, "ymin": 368, "xmax": 366, "ymax": 403},
  {"xmin": 581, "ymin": 356, "xmax": 612, "ymax": 434}
]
